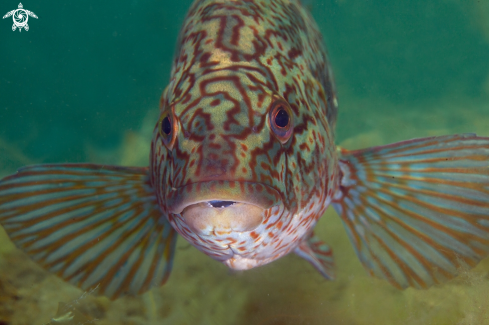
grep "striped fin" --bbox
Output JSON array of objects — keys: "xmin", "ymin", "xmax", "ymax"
[
  {"xmin": 0, "ymin": 164, "xmax": 177, "ymax": 299},
  {"xmin": 294, "ymin": 232, "xmax": 335, "ymax": 279},
  {"xmin": 332, "ymin": 134, "xmax": 489, "ymax": 289}
]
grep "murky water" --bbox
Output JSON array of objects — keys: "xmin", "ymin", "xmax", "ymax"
[{"xmin": 1, "ymin": 1, "xmax": 489, "ymax": 324}]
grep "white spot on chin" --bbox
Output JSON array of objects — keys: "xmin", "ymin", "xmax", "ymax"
[{"xmin": 224, "ymin": 255, "xmax": 262, "ymax": 270}]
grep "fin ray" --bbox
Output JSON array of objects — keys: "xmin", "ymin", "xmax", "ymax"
[
  {"xmin": 0, "ymin": 164, "xmax": 177, "ymax": 299},
  {"xmin": 294, "ymin": 233, "xmax": 335, "ymax": 279},
  {"xmin": 333, "ymin": 134, "xmax": 489, "ymax": 288}
]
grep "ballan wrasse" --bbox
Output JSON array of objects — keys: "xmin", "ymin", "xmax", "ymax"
[{"xmin": 1, "ymin": 0, "xmax": 489, "ymax": 299}]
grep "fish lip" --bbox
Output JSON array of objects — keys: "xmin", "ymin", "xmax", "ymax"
[{"xmin": 166, "ymin": 180, "xmax": 283, "ymax": 214}]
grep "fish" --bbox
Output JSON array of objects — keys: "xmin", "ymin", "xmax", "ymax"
[{"xmin": 1, "ymin": 0, "xmax": 489, "ymax": 299}]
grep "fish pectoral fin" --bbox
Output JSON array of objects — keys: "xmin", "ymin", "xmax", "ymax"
[
  {"xmin": 0, "ymin": 164, "xmax": 177, "ymax": 299},
  {"xmin": 294, "ymin": 232, "xmax": 335, "ymax": 280},
  {"xmin": 332, "ymin": 134, "xmax": 489, "ymax": 289}
]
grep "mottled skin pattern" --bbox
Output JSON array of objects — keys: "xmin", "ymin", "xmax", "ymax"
[{"xmin": 150, "ymin": 0, "xmax": 340, "ymax": 270}]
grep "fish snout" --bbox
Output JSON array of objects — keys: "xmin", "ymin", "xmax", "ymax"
[{"xmin": 167, "ymin": 181, "xmax": 282, "ymax": 235}]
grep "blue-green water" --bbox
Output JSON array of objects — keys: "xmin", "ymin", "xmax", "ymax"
[{"xmin": 1, "ymin": 1, "xmax": 489, "ymax": 324}]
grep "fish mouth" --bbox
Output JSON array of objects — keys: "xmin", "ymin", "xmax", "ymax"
[
  {"xmin": 207, "ymin": 200, "xmax": 236, "ymax": 208},
  {"xmin": 167, "ymin": 181, "xmax": 282, "ymax": 233},
  {"xmin": 167, "ymin": 180, "xmax": 282, "ymax": 214}
]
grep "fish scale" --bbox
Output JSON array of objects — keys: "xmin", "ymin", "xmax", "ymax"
[{"xmin": 1, "ymin": 0, "xmax": 489, "ymax": 299}]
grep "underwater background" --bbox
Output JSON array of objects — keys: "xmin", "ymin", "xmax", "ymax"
[{"xmin": 1, "ymin": 0, "xmax": 489, "ymax": 324}]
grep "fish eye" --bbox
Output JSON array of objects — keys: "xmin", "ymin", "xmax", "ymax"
[
  {"xmin": 159, "ymin": 107, "xmax": 178, "ymax": 150},
  {"xmin": 162, "ymin": 116, "xmax": 172, "ymax": 135},
  {"xmin": 274, "ymin": 107, "xmax": 290, "ymax": 128},
  {"xmin": 269, "ymin": 98, "xmax": 293, "ymax": 144}
]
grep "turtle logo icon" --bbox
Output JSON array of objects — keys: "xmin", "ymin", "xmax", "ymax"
[{"xmin": 3, "ymin": 3, "xmax": 37, "ymax": 32}]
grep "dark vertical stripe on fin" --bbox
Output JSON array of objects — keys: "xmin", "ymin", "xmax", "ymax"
[{"xmin": 0, "ymin": 163, "xmax": 177, "ymax": 299}]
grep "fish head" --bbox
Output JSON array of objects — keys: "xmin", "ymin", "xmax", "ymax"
[
  {"xmin": 152, "ymin": 73, "xmax": 291, "ymax": 222},
  {"xmin": 149, "ymin": 70, "xmax": 336, "ymax": 270}
]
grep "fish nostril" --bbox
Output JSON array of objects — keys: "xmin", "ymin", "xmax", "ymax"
[{"xmin": 208, "ymin": 200, "xmax": 236, "ymax": 208}]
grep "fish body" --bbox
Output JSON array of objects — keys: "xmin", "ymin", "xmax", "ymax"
[
  {"xmin": 152, "ymin": 0, "xmax": 338, "ymax": 271},
  {"xmin": 1, "ymin": 0, "xmax": 489, "ymax": 299}
]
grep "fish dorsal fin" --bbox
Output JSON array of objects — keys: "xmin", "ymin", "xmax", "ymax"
[
  {"xmin": 332, "ymin": 134, "xmax": 489, "ymax": 289},
  {"xmin": 0, "ymin": 164, "xmax": 177, "ymax": 299}
]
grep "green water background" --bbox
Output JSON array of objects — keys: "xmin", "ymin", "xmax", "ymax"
[{"xmin": 1, "ymin": 0, "xmax": 489, "ymax": 324}]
